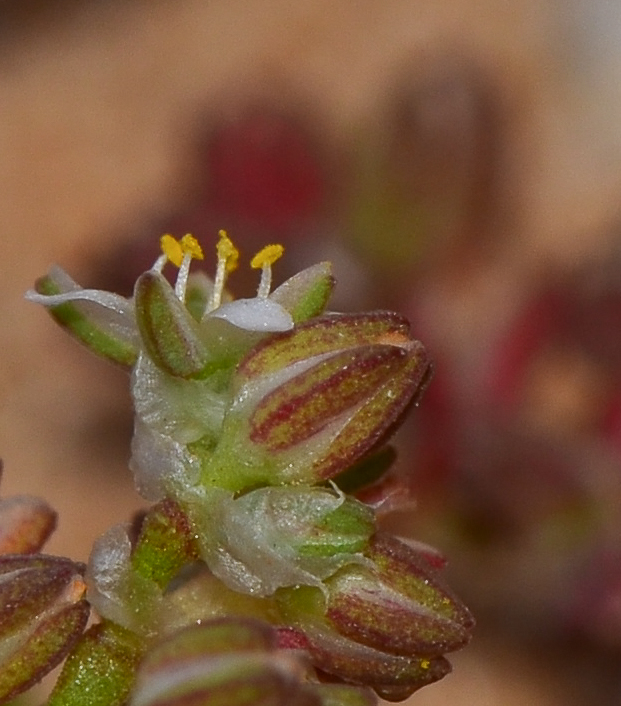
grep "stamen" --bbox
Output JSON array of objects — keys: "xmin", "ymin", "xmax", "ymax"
[
  {"xmin": 158, "ymin": 234, "xmax": 205, "ymax": 301},
  {"xmin": 207, "ymin": 230, "xmax": 240, "ymax": 312},
  {"xmin": 180, "ymin": 234, "xmax": 204, "ymax": 262},
  {"xmin": 160, "ymin": 234, "xmax": 184, "ymax": 267},
  {"xmin": 251, "ymin": 244, "xmax": 284, "ymax": 298},
  {"xmin": 175, "ymin": 235, "xmax": 204, "ymax": 300}
]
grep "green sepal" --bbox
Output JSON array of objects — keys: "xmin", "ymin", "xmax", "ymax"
[
  {"xmin": 270, "ymin": 262, "xmax": 335, "ymax": 323},
  {"xmin": 35, "ymin": 275, "xmax": 137, "ymax": 367},
  {"xmin": 134, "ymin": 272, "xmax": 209, "ymax": 379},
  {"xmin": 296, "ymin": 496, "xmax": 375, "ymax": 558},
  {"xmin": 47, "ymin": 621, "xmax": 145, "ymax": 706}
]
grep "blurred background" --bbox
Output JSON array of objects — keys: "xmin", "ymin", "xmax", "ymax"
[{"xmin": 2, "ymin": 1, "xmax": 621, "ymax": 703}]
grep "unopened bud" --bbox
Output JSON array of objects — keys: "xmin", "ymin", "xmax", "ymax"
[{"xmin": 0, "ymin": 554, "xmax": 89, "ymax": 702}]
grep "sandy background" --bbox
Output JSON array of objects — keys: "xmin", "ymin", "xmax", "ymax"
[{"xmin": 2, "ymin": 1, "xmax": 621, "ymax": 703}]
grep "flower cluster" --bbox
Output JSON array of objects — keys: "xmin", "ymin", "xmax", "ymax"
[{"xmin": 0, "ymin": 232, "xmax": 473, "ymax": 705}]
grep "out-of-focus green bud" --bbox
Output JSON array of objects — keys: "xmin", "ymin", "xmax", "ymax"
[
  {"xmin": 311, "ymin": 683, "xmax": 376, "ymax": 706},
  {"xmin": 0, "ymin": 554, "xmax": 89, "ymax": 702},
  {"xmin": 48, "ymin": 620, "xmax": 145, "ymax": 706},
  {"xmin": 269, "ymin": 262, "xmax": 334, "ymax": 323},
  {"xmin": 134, "ymin": 271, "xmax": 212, "ymax": 379},
  {"xmin": 26, "ymin": 266, "xmax": 138, "ymax": 366},
  {"xmin": 0, "ymin": 495, "xmax": 56, "ymax": 554},
  {"xmin": 185, "ymin": 486, "xmax": 374, "ymax": 597},
  {"xmin": 130, "ymin": 618, "xmax": 317, "ymax": 706},
  {"xmin": 205, "ymin": 312, "xmax": 430, "ymax": 489},
  {"xmin": 275, "ymin": 532, "xmax": 473, "ymax": 700}
]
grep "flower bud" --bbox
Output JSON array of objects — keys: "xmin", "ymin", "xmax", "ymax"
[
  {"xmin": 0, "ymin": 554, "xmax": 89, "ymax": 702},
  {"xmin": 275, "ymin": 533, "xmax": 473, "ymax": 700},
  {"xmin": 130, "ymin": 618, "xmax": 317, "ymax": 706},
  {"xmin": 0, "ymin": 495, "xmax": 56, "ymax": 554},
  {"xmin": 206, "ymin": 312, "xmax": 431, "ymax": 490}
]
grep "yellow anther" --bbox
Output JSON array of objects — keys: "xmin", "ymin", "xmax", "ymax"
[
  {"xmin": 160, "ymin": 234, "xmax": 204, "ymax": 268},
  {"xmin": 217, "ymin": 230, "xmax": 239, "ymax": 273},
  {"xmin": 180, "ymin": 234, "xmax": 204, "ymax": 261},
  {"xmin": 251, "ymin": 244, "xmax": 284, "ymax": 269},
  {"xmin": 420, "ymin": 659, "xmax": 430, "ymax": 670},
  {"xmin": 160, "ymin": 234, "xmax": 184, "ymax": 267}
]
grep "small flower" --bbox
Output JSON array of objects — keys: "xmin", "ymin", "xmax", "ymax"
[
  {"xmin": 27, "ymin": 232, "xmax": 473, "ymax": 704},
  {"xmin": 26, "ymin": 232, "xmax": 334, "ymax": 499}
]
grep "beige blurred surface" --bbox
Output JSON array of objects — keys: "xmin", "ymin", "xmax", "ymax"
[{"xmin": 1, "ymin": 2, "xmax": 620, "ymax": 704}]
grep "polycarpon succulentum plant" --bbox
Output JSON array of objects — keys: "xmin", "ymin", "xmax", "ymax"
[{"xmin": 0, "ymin": 232, "xmax": 473, "ymax": 705}]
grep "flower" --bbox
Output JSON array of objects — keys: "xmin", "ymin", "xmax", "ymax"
[
  {"xmin": 26, "ymin": 232, "xmax": 335, "ymax": 499},
  {"xmin": 26, "ymin": 232, "xmax": 429, "ymax": 499},
  {"xmin": 27, "ymin": 232, "xmax": 472, "ymax": 704}
]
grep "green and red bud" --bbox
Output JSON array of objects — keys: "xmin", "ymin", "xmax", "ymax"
[
  {"xmin": 275, "ymin": 532, "xmax": 473, "ymax": 700},
  {"xmin": 207, "ymin": 312, "xmax": 431, "ymax": 490},
  {"xmin": 0, "ymin": 554, "xmax": 90, "ymax": 702}
]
